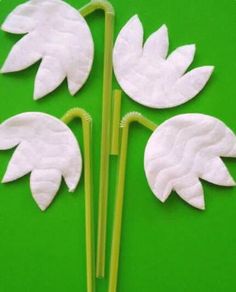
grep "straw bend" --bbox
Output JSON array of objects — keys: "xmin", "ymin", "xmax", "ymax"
[
  {"xmin": 108, "ymin": 112, "xmax": 157, "ymax": 292},
  {"xmin": 120, "ymin": 112, "xmax": 157, "ymax": 131},
  {"xmin": 79, "ymin": 0, "xmax": 115, "ymax": 16},
  {"xmin": 62, "ymin": 108, "xmax": 95, "ymax": 292}
]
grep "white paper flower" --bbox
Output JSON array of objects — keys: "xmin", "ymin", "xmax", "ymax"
[
  {"xmin": 0, "ymin": 112, "xmax": 82, "ymax": 210},
  {"xmin": 1, "ymin": 0, "xmax": 94, "ymax": 99},
  {"xmin": 113, "ymin": 15, "xmax": 214, "ymax": 108},
  {"xmin": 144, "ymin": 114, "xmax": 236, "ymax": 209}
]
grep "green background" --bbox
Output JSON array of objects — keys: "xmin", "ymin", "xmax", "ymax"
[{"xmin": 0, "ymin": 0, "xmax": 236, "ymax": 291}]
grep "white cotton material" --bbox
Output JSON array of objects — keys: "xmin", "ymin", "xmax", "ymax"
[
  {"xmin": 144, "ymin": 114, "xmax": 236, "ymax": 210},
  {"xmin": 113, "ymin": 15, "xmax": 214, "ymax": 109},
  {"xmin": 0, "ymin": 112, "xmax": 82, "ymax": 211},
  {"xmin": 1, "ymin": 0, "xmax": 94, "ymax": 99}
]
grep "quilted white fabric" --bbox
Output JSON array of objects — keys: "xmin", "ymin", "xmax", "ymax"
[
  {"xmin": 0, "ymin": 112, "xmax": 82, "ymax": 210},
  {"xmin": 113, "ymin": 15, "xmax": 214, "ymax": 109},
  {"xmin": 1, "ymin": 0, "xmax": 94, "ymax": 99},
  {"xmin": 144, "ymin": 114, "xmax": 236, "ymax": 209}
]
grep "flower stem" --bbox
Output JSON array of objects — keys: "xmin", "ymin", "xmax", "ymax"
[
  {"xmin": 108, "ymin": 112, "xmax": 157, "ymax": 292},
  {"xmin": 62, "ymin": 108, "xmax": 95, "ymax": 292},
  {"xmin": 80, "ymin": 0, "xmax": 115, "ymax": 278},
  {"xmin": 110, "ymin": 90, "xmax": 122, "ymax": 156}
]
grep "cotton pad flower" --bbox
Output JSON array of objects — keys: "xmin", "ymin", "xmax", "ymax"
[
  {"xmin": 0, "ymin": 112, "xmax": 82, "ymax": 210},
  {"xmin": 144, "ymin": 114, "xmax": 236, "ymax": 209},
  {"xmin": 1, "ymin": 0, "xmax": 94, "ymax": 99},
  {"xmin": 113, "ymin": 15, "xmax": 214, "ymax": 108}
]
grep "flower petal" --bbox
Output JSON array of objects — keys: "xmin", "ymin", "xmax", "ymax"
[
  {"xmin": 167, "ymin": 44, "xmax": 196, "ymax": 77},
  {"xmin": 113, "ymin": 15, "xmax": 143, "ymax": 77},
  {"xmin": 1, "ymin": 33, "xmax": 42, "ymax": 73},
  {"xmin": 143, "ymin": 25, "xmax": 169, "ymax": 59},
  {"xmin": 173, "ymin": 66, "xmax": 214, "ymax": 102},
  {"xmin": 34, "ymin": 56, "xmax": 65, "ymax": 100},
  {"xmin": 1, "ymin": 2, "xmax": 37, "ymax": 34},
  {"xmin": 175, "ymin": 177, "xmax": 205, "ymax": 210},
  {"xmin": 2, "ymin": 142, "xmax": 35, "ymax": 183},
  {"xmin": 30, "ymin": 169, "xmax": 61, "ymax": 211},
  {"xmin": 200, "ymin": 157, "xmax": 236, "ymax": 186}
]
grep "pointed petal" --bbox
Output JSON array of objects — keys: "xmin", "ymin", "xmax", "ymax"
[
  {"xmin": 67, "ymin": 79, "xmax": 82, "ymax": 96},
  {"xmin": 62, "ymin": 156, "xmax": 82, "ymax": 192},
  {"xmin": 66, "ymin": 51, "xmax": 93, "ymax": 96},
  {"xmin": 0, "ymin": 127, "xmax": 19, "ymax": 150},
  {"xmin": 1, "ymin": 2, "xmax": 37, "ymax": 34},
  {"xmin": 63, "ymin": 167, "xmax": 81, "ymax": 192},
  {"xmin": 175, "ymin": 178, "xmax": 205, "ymax": 210},
  {"xmin": 117, "ymin": 14, "xmax": 143, "ymax": 54},
  {"xmin": 2, "ymin": 142, "xmax": 34, "ymax": 183},
  {"xmin": 201, "ymin": 157, "xmax": 236, "ymax": 186},
  {"xmin": 143, "ymin": 24, "xmax": 169, "ymax": 59},
  {"xmin": 173, "ymin": 66, "xmax": 214, "ymax": 100},
  {"xmin": 152, "ymin": 180, "xmax": 173, "ymax": 203},
  {"xmin": 1, "ymin": 33, "xmax": 42, "ymax": 73},
  {"xmin": 30, "ymin": 169, "xmax": 61, "ymax": 211},
  {"xmin": 167, "ymin": 44, "xmax": 196, "ymax": 77},
  {"xmin": 34, "ymin": 56, "xmax": 65, "ymax": 100},
  {"xmin": 113, "ymin": 15, "xmax": 143, "ymax": 75}
]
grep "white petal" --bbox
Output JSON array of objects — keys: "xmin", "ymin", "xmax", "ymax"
[
  {"xmin": 62, "ymin": 159, "xmax": 82, "ymax": 192},
  {"xmin": 1, "ymin": 2, "xmax": 37, "ymax": 34},
  {"xmin": 143, "ymin": 25, "xmax": 169, "ymax": 59},
  {"xmin": 113, "ymin": 15, "xmax": 143, "ymax": 76},
  {"xmin": 175, "ymin": 178, "xmax": 205, "ymax": 210},
  {"xmin": 2, "ymin": 142, "xmax": 34, "ymax": 183},
  {"xmin": 66, "ymin": 47, "xmax": 94, "ymax": 96},
  {"xmin": 174, "ymin": 66, "xmax": 214, "ymax": 100},
  {"xmin": 1, "ymin": 33, "xmax": 42, "ymax": 73},
  {"xmin": 167, "ymin": 44, "xmax": 196, "ymax": 77},
  {"xmin": 34, "ymin": 56, "xmax": 65, "ymax": 99},
  {"xmin": 200, "ymin": 157, "xmax": 236, "ymax": 186},
  {"xmin": 30, "ymin": 169, "xmax": 61, "ymax": 211}
]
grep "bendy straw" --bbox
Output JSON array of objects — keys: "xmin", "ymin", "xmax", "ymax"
[
  {"xmin": 62, "ymin": 108, "xmax": 95, "ymax": 292},
  {"xmin": 80, "ymin": 0, "xmax": 115, "ymax": 278},
  {"xmin": 108, "ymin": 112, "xmax": 157, "ymax": 292}
]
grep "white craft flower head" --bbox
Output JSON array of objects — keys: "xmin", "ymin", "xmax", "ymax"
[
  {"xmin": 0, "ymin": 112, "xmax": 82, "ymax": 211},
  {"xmin": 144, "ymin": 114, "xmax": 236, "ymax": 209},
  {"xmin": 1, "ymin": 0, "xmax": 94, "ymax": 99},
  {"xmin": 113, "ymin": 15, "xmax": 214, "ymax": 108}
]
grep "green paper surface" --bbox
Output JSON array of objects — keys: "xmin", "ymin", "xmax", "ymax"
[{"xmin": 0, "ymin": 0, "xmax": 236, "ymax": 291}]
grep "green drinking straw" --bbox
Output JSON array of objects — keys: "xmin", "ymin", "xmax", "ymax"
[
  {"xmin": 111, "ymin": 90, "xmax": 122, "ymax": 156},
  {"xmin": 108, "ymin": 112, "xmax": 157, "ymax": 292},
  {"xmin": 62, "ymin": 108, "xmax": 95, "ymax": 292},
  {"xmin": 79, "ymin": 0, "xmax": 115, "ymax": 278}
]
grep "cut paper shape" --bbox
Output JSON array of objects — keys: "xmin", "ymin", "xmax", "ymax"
[
  {"xmin": 113, "ymin": 15, "xmax": 214, "ymax": 109},
  {"xmin": 144, "ymin": 114, "xmax": 236, "ymax": 210},
  {"xmin": 0, "ymin": 112, "xmax": 82, "ymax": 210},
  {"xmin": 1, "ymin": 0, "xmax": 94, "ymax": 99}
]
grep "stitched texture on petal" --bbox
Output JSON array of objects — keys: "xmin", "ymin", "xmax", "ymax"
[
  {"xmin": 113, "ymin": 15, "xmax": 214, "ymax": 108},
  {"xmin": 144, "ymin": 114, "xmax": 236, "ymax": 209}
]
